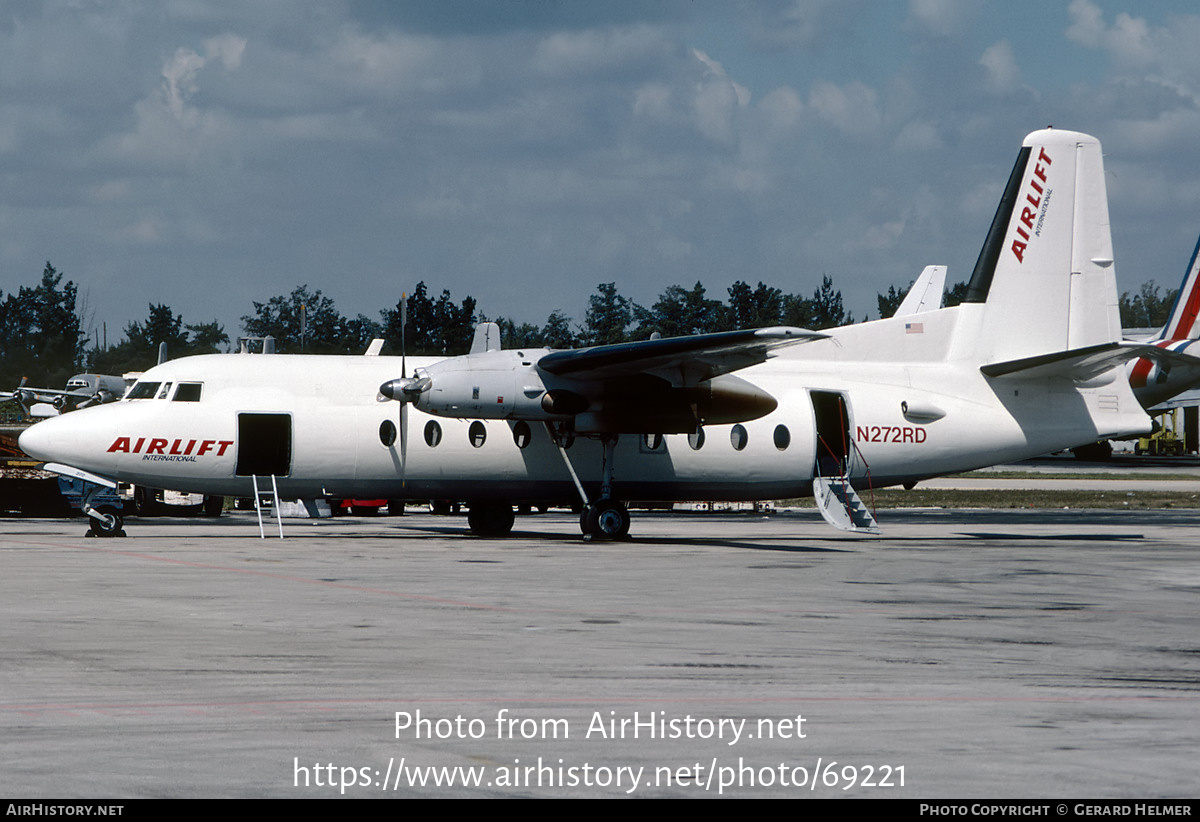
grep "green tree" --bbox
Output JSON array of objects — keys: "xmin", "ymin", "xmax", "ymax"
[
  {"xmin": 727, "ymin": 281, "xmax": 784, "ymax": 330},
  {"xmin": 582, "ymin": 282, "xmax": 632, "ymax": 346},
  {"xmin": 876, "ymin": 282, "xmax": 910, "ymax": 319},
  {"xmin": 186, "ymin": 320, "xmax": 230, "ymax": 355},
  {"xmin": 0, "ymin": 262, "xmax": 84, "ymax": 389},
  {"xmin": 380, "ymin": 282, "xmax": 477, "ymax": 356},
  {"xmin": 241, "ymin": 284, "xmax": 368, "ymax": 353},
  {"xmin": 541, "ymin": 310, "xmax": 579, "ymax": 349},
  {"xmin": 633, "ymin": 282, "xmax": 729, "ymax": 338},
  {"xmin": 806, "ymin": 275, "xmax": 850, "ymax": 329},
  {"xmin": 944, "ymin": 280, "xmax": 969, "ymax": 308},
  {"xmin": 89, "ymin": 306, "xmax": 231, "ymax": 374},
  {"xmin": 1120, "ymin": 280, "xmax": 1178, "ymax": 329}
]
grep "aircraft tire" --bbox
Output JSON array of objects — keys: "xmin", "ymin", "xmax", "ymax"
[
  {"xmin": 133, "ymin": 486, "xmax": 158, "ymax": 517},
  {"xmin": 202, "ymin": 496, "xmax": 224, "ymax": 517},
  {"xmin": 467, "ymin": 502, "xmax": 515, "ymax": 537},
  {"xmin": 88, "ymin": 506, "xmax": 124, "ymax": 538},
  {"xmin": 583, "ymin": 500, "xmax": 630, "ymax": 540}
]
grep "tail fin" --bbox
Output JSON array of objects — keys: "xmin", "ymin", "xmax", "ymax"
[
  {"xmin": 965, "ymin": 129, "xmax": 1121, "ymax": 364},
  {"xmin": 1159, "ymin": 234, "xmax": 1200, "ymax": 341},
  {"xmin": 894, "ymin": 265, "xmax": 946, "ymax": 316}
]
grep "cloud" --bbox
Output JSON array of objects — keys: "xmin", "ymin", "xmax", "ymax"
[
  {"xmin": 979, "ymin": 40, "xmax": 1020, "ymax": 91},
  {"xmin": 744, "ymin": 0, "xmax": 860, "ymax": 48},
  {"xmin": 161, "ymin": 33, "xmax": 247, "ymax": 121},
  {"xmin": 1066, "ymin": 0, "xmax": 1200, "ymax": 75},
  {"xmin": 907, "ymin": 0, "xmax": 980, "ymax": 38},
  {"xmin": 808, "ymin": 80, "xmax": 881, "ymax": 137}
]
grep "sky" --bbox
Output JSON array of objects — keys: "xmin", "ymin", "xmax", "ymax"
[{"xmin": 3, "ymin": 0, "xmax": 1200, "ymax": 349}]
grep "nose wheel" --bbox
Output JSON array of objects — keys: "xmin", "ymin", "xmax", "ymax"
[
  {"xmin": 581, "ymin": 499, "xmax": 630, "ymax": 540},
  {"xmin": 87, "ymin": 505, "xmax": 125, "ymax": 538}
]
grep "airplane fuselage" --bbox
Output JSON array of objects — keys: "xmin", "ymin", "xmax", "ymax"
[{"xmin": 19, "ymin": 304, "xmax": 1148, "ymax": 506}]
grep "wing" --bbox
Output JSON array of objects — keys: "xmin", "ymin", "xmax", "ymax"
[
  {"xmin": 538, "ymin": 326, "xmax": 824, "ymax": 387},
  {"xmin": 393, "ymin": 326, "xmax": 826, "ymax": 435}
]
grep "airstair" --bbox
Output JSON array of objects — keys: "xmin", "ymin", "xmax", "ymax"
[
  {"xmin": 812, "ymin": 421, "xmax": 879, "ymax": 534},
  {"xmin": 813, "ymin": 474, "xmax": 879, "ymax": 534}
]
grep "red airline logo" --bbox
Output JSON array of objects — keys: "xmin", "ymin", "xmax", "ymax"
[
  {"xmin": 1011, "ymin": 146, "xmax": 1052, "ymax": 264},
  {"xmin": 107, "ymin": 437, "xmax": 233, "ymax": 457}
]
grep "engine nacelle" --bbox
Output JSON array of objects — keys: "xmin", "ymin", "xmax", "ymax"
[{"xmin": 413, "ymin": 349, "xmax": 562, "ymax": 420}]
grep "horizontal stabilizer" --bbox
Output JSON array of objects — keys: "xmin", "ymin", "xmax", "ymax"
[{"xmin": 982, "ymin": 342, "xmax": 1178, "ymax": 381}]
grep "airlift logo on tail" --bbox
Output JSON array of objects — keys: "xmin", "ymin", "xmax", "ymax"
[
  {"xmin": 1011, "ymin": 146, "xmax": 1052, "ymax": 263},
  {"xmin": 107, "ymin": 436, "xmax": 233, "ymax": 461}
]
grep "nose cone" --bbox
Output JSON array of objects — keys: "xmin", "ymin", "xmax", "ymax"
[
  {"xmin": 18, "ymin": 412, "xmax": 96, "ymax": 466},
  {"xmin": 18, "ymin": 418, "xmax": 58, "ymax": 462}
]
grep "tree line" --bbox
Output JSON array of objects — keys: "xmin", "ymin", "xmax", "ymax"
[{"xmin": 0, "ymin": 261, "xmax": 1180, "ymax": 392}]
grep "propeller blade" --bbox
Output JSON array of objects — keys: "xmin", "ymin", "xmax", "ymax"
[{"xmin": 400, "ymin": 400, "xmax": 408, "ymax": 488}]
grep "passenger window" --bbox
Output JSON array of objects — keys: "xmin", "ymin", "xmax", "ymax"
[
  {"xmin": 469, "ymin": 421, "xmax": 487, "ymax": 448},
  {"xmin": 774, "ymin": 424, "xmax": 791, "ymax": 451},
  {"xmin": 379, "ymin": 420, "xmax": 397, "ymax": 447},
  {"xmin": 642, "ymin": 433, "xmax": 663, "ymax": 451},
  {"xmin": 688, "ymin": 428, "xmax": 705, "ymax": 451},
  {"xmin": 730, "ymin": 425, "xmax": 748, "ymax": 451},
  {"xmin": 512, "ymin": 421, "xmax": 532, "ymax": 449},
  {"xmin": 127, "ymin": 382, "xmax": 160, "ymax": 400},
  {"xmin": 424, "ymin": 420, "xmax": 442, "ymax": 448},
  {"xmin": 173, "ymin": 383, "xmax": 203, "ymax": 402}
]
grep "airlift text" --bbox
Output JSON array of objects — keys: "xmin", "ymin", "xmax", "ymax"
[
  {"xmin": 107, "ymin": 437, "xmax": 233, "ymax": 457},
  {"xmin": 1011, "ymin": 146, "xmax": 1053, "ymax": 263}
]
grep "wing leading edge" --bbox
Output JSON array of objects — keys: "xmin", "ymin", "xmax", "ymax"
[{"xmin": 538, "ymin": 326, "xmax": 824, "ymax": 387}]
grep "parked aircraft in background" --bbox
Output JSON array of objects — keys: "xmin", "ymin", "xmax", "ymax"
[
  {"xmin": 0, "ymin": 373, "xmax": 128, "ymax": 417},
  {"xmin": 893, "ymin": 265, "xmax": 947, "ymax": 317},
  {"xmin": 20, "ymin": 129, "xmax": 1166, "ymax": 538},
  {"xmin": 1126, "ymin": 235, "xmax": 1200, "ymax": 410}
]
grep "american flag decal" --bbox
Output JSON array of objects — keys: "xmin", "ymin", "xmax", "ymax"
[{"xmin": 905, "ymin": 322, "xmax": 924, "ymax": 334}]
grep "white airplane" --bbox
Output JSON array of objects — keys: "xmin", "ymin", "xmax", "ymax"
[
  {"xmin": 1126, "ymin": 235, "xmax": 1200, "ymax": 410},
  {"xmin": 20, "ymin": 129, "xmax": 1167, "ymax": 539},
  {"xmin": 893, "ymin": 265, "xmax": 947, "ymax": 317}
]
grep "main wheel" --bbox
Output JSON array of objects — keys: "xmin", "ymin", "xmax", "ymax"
[
  {"xmin": 582, "ymin": 499, "xmax": 630, "ymax": 540},
  {"xmin": 132, "ymin": 486, "xmax": 158, "ymax": 517},
  {"xmin": 467, "ymin": 502, "xmax": 515, "ymax": 537},
  {"xmin": 88, "ymin": 506, "xmax": 124, "ymax": 538}
]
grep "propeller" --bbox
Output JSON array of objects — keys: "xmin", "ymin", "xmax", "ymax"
[
  {"xmin": 379, "ymin": 294, "xmax": 418, "ymax": 487},
  {"xmin": 3, "ymin": 377, "xmax": 33, "ymax": 417},
  {"xmin": 400, "ymin": 293, "xmax": 407, "ymax": 487}
]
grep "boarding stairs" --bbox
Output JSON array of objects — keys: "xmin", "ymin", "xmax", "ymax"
[{"xmin": 813, "ymin": 437, "xmax": 879, "ymax": 534}]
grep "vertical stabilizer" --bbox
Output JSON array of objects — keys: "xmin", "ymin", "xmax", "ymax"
[
  {"xmin": 895, "ymin": 265, "xmax": 947, "ymax": 316},
  {"xmin": 968, "ymin": 130, "xmax": 1121, "ymax": 364},
  {"xmin": 1160, "ymin": 234, "xmax": 1200, "ymax": 341}
]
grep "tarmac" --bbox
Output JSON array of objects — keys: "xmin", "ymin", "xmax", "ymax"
[{"xmin": 1, "ymin": 489, "xmax": 1198, "ymax": 798}]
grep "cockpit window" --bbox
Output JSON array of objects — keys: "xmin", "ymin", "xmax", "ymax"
[
  {"xmin": 172, "ymin": 383, "xmax": 203, "ymax": 402},
  {"xmin": 156, "ymin": 382, "xmax": 172, "ymax": 399},
  {"xmin": 126, "ymin": 381, "xmax": 160, "ymax": 400}
]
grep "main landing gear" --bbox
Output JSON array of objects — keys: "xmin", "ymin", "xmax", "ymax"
[
  {"xmin": 466, "ymin": 501, "xmax": 515, "ymax": 537},
  {"xmin": 547, "ymin": 426, "xmax": 632, "ymax": 541},
  {"xmin": 462, "ymin": 429, "xmax": 635, "ymax": 541},
  {"xmin": 580, "ymin": 498, "xmax": 631, "ymax": 540}
]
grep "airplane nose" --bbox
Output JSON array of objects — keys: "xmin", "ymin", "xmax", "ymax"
[{"xmin": 18, "ymin": 420, "xmax": 57, "ymax": 462}]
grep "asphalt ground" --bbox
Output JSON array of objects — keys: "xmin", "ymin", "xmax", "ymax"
[{"xmin": 1, "ymin": 504, "xmax": 1198, "ymax": 798}]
